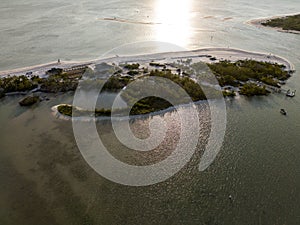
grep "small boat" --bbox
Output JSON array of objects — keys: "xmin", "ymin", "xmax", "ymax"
[
  {"xmin": 286, "ymin": 89, "xmax": 296, "ymax": 97},
  {"xmin": 280, "ymin": 109, "xmax": 287, "ymax": 115}
]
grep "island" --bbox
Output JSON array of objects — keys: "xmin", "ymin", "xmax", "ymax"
[
  {"xmin": 19, "ymin": 95, "xmax": 40, "ymax": 106},
  {"xmin": 262, "ymin": 14, "xmax": 300, "ymax": 32},
  {"xmin": 250, "ymin": 14, "xmax": 300, "ymax": 34},
  {"xmin": 0, "ymin": 48, "xmax": 295, "ymax": 118}
]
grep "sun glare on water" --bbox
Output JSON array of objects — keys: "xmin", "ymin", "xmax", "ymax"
[{"xmin": 154, "ymin": 0, "xmax": 193, "ymax": 48}]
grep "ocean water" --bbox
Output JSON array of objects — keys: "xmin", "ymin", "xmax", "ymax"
[
  {"xmin": 0, "ymin": 0, "xmax": 299, "ymax": 70},
  {"xmin": 0, "ymin": 0, "xmax": 299, "ymax": 224}
]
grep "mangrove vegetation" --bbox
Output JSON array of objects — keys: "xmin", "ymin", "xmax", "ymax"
[{"xmin": 261, "ymin": 14, "xmax": 300, "ymax": 32}]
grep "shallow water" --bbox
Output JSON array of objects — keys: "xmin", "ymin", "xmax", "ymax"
[{"xmin": 0, "ymin": 0, "xmax": 300, "ymax": 224}]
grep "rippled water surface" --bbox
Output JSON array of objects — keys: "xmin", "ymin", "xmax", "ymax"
[{"xmin": 0, "ymin": 0, "xmax": 300, "ymax": 224}]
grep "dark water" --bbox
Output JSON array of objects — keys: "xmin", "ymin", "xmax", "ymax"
[{"xmin": 0, "ymin": 90, "xmax": 299, "ymax": 224}]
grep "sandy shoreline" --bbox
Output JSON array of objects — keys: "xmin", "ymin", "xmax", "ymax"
[
  {"xmin": 0, "ymin": 47, "xmax": 295, "ymax": 77},
  {"xmin": 247, "ymin": 13, "xmax": 300, "ymax": 35}
]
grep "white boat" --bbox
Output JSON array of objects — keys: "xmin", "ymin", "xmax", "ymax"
[{"xmin": 286, "ymin": 90, "xmax": 296, "ymax": 97}]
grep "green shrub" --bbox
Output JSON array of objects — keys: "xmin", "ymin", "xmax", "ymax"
[
  {"xmin": 239, "ymin": 83, "xmax": 270, "ymax": 96},
  {"xmin": 262, "ymin": 14, "xmax": 300, "ymax": 31}
]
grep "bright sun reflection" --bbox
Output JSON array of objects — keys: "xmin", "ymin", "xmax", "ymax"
[{"xmin": 154, "ymin": 0, "xmax": 192, "ymax": 48}]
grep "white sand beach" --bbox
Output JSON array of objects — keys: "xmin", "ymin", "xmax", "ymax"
[{"xmin": 0, "ymin": 47, "xmax": 295, "ymax": 78}]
